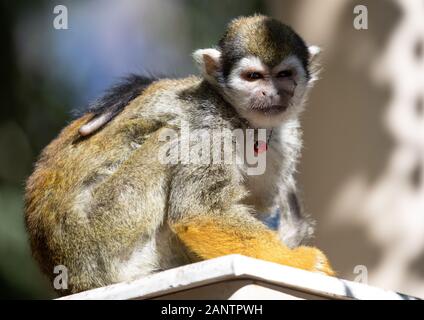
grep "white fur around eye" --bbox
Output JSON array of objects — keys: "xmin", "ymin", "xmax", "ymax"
[
  {"xmin": 226, "ymin": 56, "xmax": 268, "ymax": 91},
  {"xmin": 272, "ymin": 55, "xmax": 307, "ymax": 84},
  {"xmin": 233, "ymin": 56, "xmax": 267, "ymax": 74}
]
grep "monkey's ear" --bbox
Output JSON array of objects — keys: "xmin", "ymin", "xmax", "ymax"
[
  {"xmin": 308, "ymin": 45, "xmax": 321, "ymax": 82},
  {"xmin": 308, "ymin": 45, "xmax": 321, "ymax": 62},
  {"xmin": 193, "ymin": 48, "xmax": 222, "ymax": 83}
]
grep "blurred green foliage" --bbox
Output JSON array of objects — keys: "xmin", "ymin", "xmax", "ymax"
[{"xmin": 0, "ymin": 0, "xmax": 69, "ymax": 299}]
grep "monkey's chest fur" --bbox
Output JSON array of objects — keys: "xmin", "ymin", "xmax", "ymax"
[
  {"xmin": 242, "ymin": 127, "xmax": 300, "ymax": 215},
  {"xmin": 25, "ymin": 77, "xmax": 303, "ymax": 292}
]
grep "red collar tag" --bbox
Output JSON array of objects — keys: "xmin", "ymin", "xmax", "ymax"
[{"xmin": 254, "ymin": 140, "xmax": 268, "ymax": 155}]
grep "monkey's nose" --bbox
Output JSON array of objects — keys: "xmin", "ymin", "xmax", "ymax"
[
  {"xmin": 267, "ymin": 92, "xmax": 280, "ymax": 99},
  {"xmin": 269, "ymin": 93, "xmax": 281, "ymax": 104}
]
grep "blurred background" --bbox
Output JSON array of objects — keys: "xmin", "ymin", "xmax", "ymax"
[{"xmin": 1, "ymin": 0, "xmax": 423, "ymax": 299}]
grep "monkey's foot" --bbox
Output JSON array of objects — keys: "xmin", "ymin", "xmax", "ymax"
[{"xmin": 291, "ymin": 246, "xmax": 335, "ymax": 276}]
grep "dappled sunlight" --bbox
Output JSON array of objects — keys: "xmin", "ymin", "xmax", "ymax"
[{"xmin": 324, "ymin": 0, "xmax": 424, "ymax": 296}]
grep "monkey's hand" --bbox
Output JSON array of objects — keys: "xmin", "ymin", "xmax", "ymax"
[{"xmin": 278, "ymin": 192, "xmax": 315, "ymax": 248}]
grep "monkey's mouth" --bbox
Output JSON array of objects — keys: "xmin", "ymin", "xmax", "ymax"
[{"xmin": 251, "ymin": 104, "xmax": 289, "ymax": 115}]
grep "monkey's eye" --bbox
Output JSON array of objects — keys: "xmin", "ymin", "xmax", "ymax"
[
  {"xmin": 277, "ymin": 70, "xmax": 293, "ymax": 78},
  {"xmin": 244, "ymin": 72, "xmax": 264, "ymax": 81}
]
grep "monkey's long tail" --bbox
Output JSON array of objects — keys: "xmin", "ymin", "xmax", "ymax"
[{"xmin": 78, "ymin": 74, "xmax": 157, "ymax": 136}]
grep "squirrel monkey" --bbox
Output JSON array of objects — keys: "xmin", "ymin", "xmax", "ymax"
[{"xmin": 25, "ymin": 15, "xmax": 334, "ymax": 294}]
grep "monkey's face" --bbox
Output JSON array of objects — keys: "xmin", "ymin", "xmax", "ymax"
[
  {"xmin": 221, "ymin": 55, "xmax": 310, "ymax": 128},
  {"xmin": 193, "ymin": 16, "xmax": 319, "ymax": 128}
]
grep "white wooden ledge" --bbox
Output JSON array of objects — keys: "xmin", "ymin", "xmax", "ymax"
[{"xmin": 59, "ymin": 255, "xmax": 419, "ymax": 300}]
